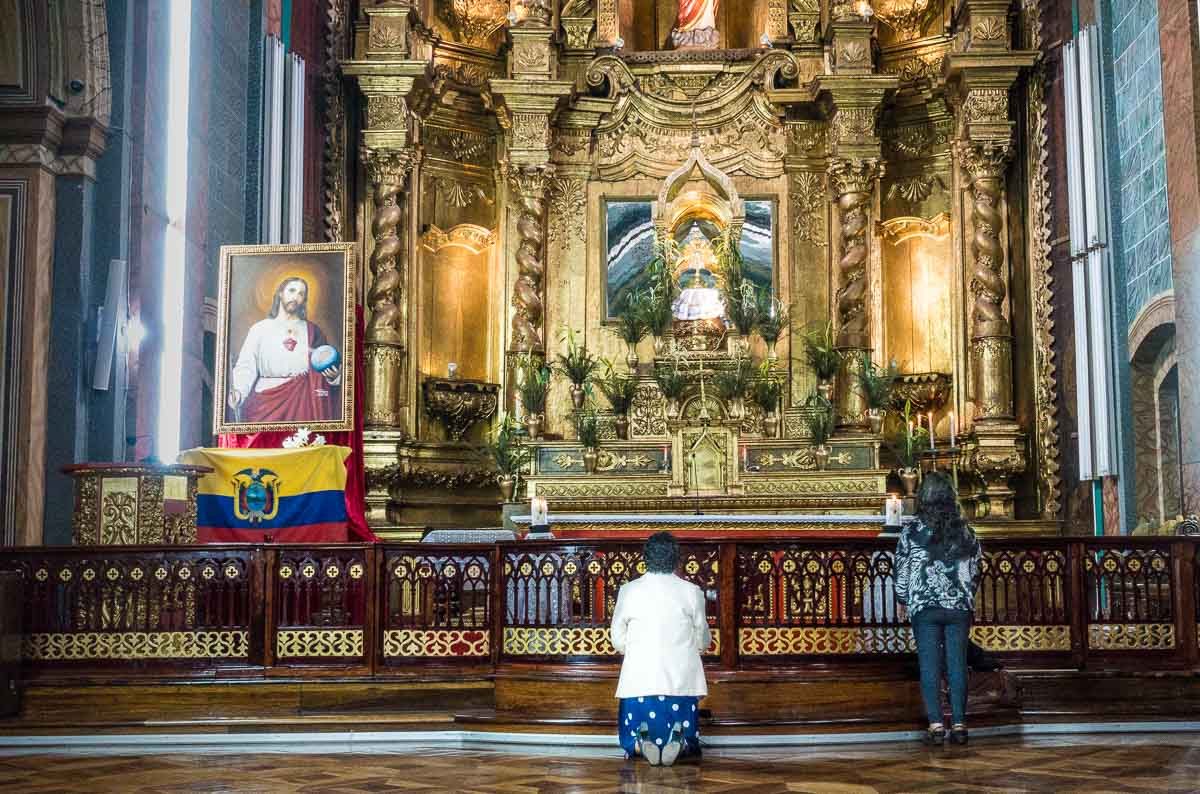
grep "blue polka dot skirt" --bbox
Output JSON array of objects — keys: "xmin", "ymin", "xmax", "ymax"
[{"xmin": 618, "ymin": 695, "xmax": 701, "ymax": 759}]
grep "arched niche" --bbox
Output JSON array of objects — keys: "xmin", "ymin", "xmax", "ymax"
[
  {"xmin": 879, "ymin": 214, "xmax": 954, "ymax": 374},
  {"xmin": 615, "ymin": 0, "xmax": 777, "ymax": 51},
  {"xmin": 419, "ymin": 224, "xmax": 497, "ymax": 387}
]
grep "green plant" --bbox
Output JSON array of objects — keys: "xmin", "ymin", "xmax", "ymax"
[
  {"xmin": 641, "ymin": 238, "xmax": 679, "ymax": 337},
  {"xmin": 714, "ymin": 229, "xmax": 760, "ymax": 335},
  {"xmin": 575, "ymin": 409, "xmax": 601, "ymax": 449},
  {"xmin": 515, "ymin": 355, "xmax": 552, "ymax": 416},
  {"xmin": 555, "ymin": 327, "xmax": 598, "ymax": 387},
  {"xmin": 750, "ymin": 362, "xmax": 783, "ymax": 415},
  {"xmin": 596, "ymin": 359, "xmax": 639, "ymax": 415},
  {"xmin": 856, "ymin": 354, "xmax": 899, "ymax": 411},
  {"xmin": 654, "ymin": 363, "xmax": 688, "ymax": 402},
  {"xmin": 713, "ymin": 356, "xmax": 754, "ymax": 401},
  {"xmin": 801, "ymin": 320, "xmax": 842, "ymax": 381},
  {"xmin": 885, "ymin": 399, "xmax": 929, "ymax": 470},
  {"xmin": 611, "ymin": 294, "xmax": 649, "ymax": 346},
  {"xmin": 804, "ymin": 391, "xmax": 835, "ymax": 446},
  {"xmin": 486, "ymin": 414, "xmax": 532, "ymax": 476},
  {"xmin": 756, "ymin": 293, "xmax": 790, "ymax": 345}
]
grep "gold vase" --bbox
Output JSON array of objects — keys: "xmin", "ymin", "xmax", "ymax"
[
  {"xmin": 625, "ymin": 342, "xmax": 639, "ymax": 371},
  {"xmin": 818, "ymin": 378, "xmax": 835, "ymax": 403},
  {"xmin": 615, "ymin": 415, "xmax": 629, "ymax": 440},
  {"xmin": 868, "ymin": 409, "xmax": 883, "ymax": 435},
  {"xmin": 666, "ymin": 398, "xmax": 680, "ymax": 419},
  {"xmin": 899, "ymin": 467, "xmax": 920, "ymax": 496},
  {"xmin": 583, "ymin": 448, "xmax": 598, "ymax": 474},
  {"xmin": 763, "ymin": 412, "xmax": 779, "ymax": 439},
  {"xmin": 766, "ymin": 339, "xmax": 778, "ymax": 361},
  {"xmin": 525, "ymin": 414, "xmax": 542, "ymax": 440},
  {"xmin": 498, "ymin": 475, "xmax": 516, "ymax": 502},
  {"xmin": 570, "ymin": 385, "xmax": 586, "ymax": 410},
  {"xmin": 813, "ymin": 445, "xmax": 830, "ymax": 471}
]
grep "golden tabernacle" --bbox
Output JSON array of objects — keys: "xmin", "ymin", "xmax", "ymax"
[{"xmin": 341, "ymin": 0, "xmax": 1056, "ymax": 540}]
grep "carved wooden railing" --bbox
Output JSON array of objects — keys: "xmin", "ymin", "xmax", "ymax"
[{"xmin": 2, "ymin": 538, "xmax": 1198, "ymax": 677}]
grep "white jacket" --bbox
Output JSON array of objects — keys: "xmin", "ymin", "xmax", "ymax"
[{"xmin": 610, "ymin": 572, "xmax": 712, "ymax": 699}]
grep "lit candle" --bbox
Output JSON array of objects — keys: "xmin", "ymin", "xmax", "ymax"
[
  {"xmin": 949, "ymin": 412, "xmax": 957, "ymax": 448},
  {"xmin": 885, "ymin": 494, "xmax": 903, "ymax": 527},
  {"xmin": 741, "ymin": 445, "xmax": 748, "ymax": 470},
  {"xmin": 928, "ymin": 412, "xmax": 935, "ymax": 450},
  {"xmin": 447, "ymin": 362, "xmax": 458, "ymax": 379},
  {"xmin": 530, "ymin": 496, "xmax": 548, "ymax": 527}
]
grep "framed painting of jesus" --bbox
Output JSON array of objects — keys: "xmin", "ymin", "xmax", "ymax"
[{"xmin": 213, "ymin": 243, "xmax": 357, "ymax": 435}]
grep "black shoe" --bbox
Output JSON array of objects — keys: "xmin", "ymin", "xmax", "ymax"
[
  {"xmin": 949, "ymin": 725, "xmax": 968, "ymax": 746},
  {"xmin": 922, "ymin": 726, "xmax": 946, "ymax": 746}
]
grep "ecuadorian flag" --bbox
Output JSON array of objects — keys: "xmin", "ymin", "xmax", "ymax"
[{"xmin": 179, "ymin": 446, "xmax": 352, "ymax": 542}]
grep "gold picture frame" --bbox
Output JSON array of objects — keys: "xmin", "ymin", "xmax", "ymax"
[{"xmin": 214, "ymin": 243, "xmax": 357, "ymax": 435}]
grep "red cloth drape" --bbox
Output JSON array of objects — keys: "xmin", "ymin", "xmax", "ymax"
[
  {"xmin": 218, "ymin": 307, "xmax": 376, "ymax": 542},
  {"xmin": 676, "ymin": 0, "xmax": 716, "ymax": 30}
]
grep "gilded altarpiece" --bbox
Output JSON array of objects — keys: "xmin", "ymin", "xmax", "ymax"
[{"xmin": 336, "ymin": 0, "xmax": 1061, "ymax": 537}]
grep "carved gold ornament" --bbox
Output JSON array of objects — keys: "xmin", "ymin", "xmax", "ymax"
[
  {"xmin": 384, "ymin": 629, "xmax": 489, "ymax": 657},
  {"xmin": 276, "ymin": 629, "xmax": 364, "ymax": 659},
  {"xmin": 25, "ymin": 631, "xmax": 249, "ymax": 661}
]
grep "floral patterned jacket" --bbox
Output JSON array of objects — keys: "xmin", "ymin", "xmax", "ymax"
[{"xmin": 894, "ymin": 520, "xmax": 982, "ymax": 617}]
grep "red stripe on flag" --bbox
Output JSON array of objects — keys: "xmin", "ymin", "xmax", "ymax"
[{"xmin": 197, "ymin": 522, "xmax": 350, "ymax": 543}]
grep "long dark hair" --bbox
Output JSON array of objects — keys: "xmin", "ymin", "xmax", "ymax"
[
  {"xmin": 270, "ymin": 277, "xmax": 309, "ymax": 319},
  {"xmin": 914, "ymin": 471, "xmax": 977, "ymax": 562}
]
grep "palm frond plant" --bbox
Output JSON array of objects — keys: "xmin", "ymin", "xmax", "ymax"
[
  {"xmin": 642, "ymin": 237, "xmax": 680, "ymax": 341},
  {"xmin": 714, "ymin": 229, "xmax": 760, "ymax": 337},
  {"xmin": 596, "ymin": 358, "xmax": 639, "ymax": 439},
  {"xmin": 804, "ymin": 391, "xmax": 835, "ymax": 469},
  {"xmin": 555, "ymin": 327, "xmax": 598, "ymax": 410},
  {"xmin": 610, "ymin": 294, "xmax": 649, "ymax": 370},
  {"xmin": 713, "ymin": 356, "xmax": 754, "ymax": 419},
  {"xmin": 575, "ymin": 408, "xmax": 602, "ymax": 473},
  {"xmin": 856, "ymin": 353, "xmax": 899, "ymax": 433},
  {"xmin": 885, "ymin": 399, "xmax": 928, "ymax": 494},
  {"xmin": 751, "ymin": 362, "xmax": 784, "ymax": 438},
  {"xmin": 486, "ymin": 414, "xmax": 533, "ymax": 500},
  {"xmin": 756, "ymin": 292, "xmax": 790, "ymax": 360},
  {"xmin": 515, "ymin": 355, "xmax": 552, "ymax": 438},
  {"xmin": 654, "ymin": 361, "xmax": 688, "ymax": 418},
  {"xmin": 801, "ymin": 320, "xmax": 842, "ymax": 400}
]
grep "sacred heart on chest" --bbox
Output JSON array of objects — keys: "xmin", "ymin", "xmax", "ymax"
[{"xmin": 282, "ymin": 337, "xmax": 298, "ymax": 351}]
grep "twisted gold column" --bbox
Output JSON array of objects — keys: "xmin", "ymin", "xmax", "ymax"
[
  {"xmin": 829, "ymin": 158, "xmax": 878, "ymax": 429},
  {"xmin": 363, "ymin": 147, "xmax": 415, "ymax": 429},
  {"xmin": 508, "ymin": 165, "xmax": 552, "ymax": 354}
]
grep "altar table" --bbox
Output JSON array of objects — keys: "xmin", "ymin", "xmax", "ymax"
[{"xmin": 508, "ymin": 513, "xmax": 911, "ymax": 538}]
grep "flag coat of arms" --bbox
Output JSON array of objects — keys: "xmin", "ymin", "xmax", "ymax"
[{"xmin": 179, "ymin": 446, "xmax": 352, "ymax": 542}]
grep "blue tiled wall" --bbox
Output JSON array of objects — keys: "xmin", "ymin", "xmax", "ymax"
[{"xmin": 1109, "ymin": 0, "xmax": 1173, "ymax": 322}]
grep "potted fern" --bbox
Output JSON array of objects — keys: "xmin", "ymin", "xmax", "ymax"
[
  {"xmin": 714, "ymin": 356, "xmax": 754, "ymax": 420},
  {"xmin": 751, "ymin": 362, "xmax": 784, "ymax": 439},
  {"xmin": 654, "ymin": 362, "xmax": 688, "ymax": 419},
  {"xmin": 715, "ymin": 230, "xmax": 759, "ymax": 351},
  {"xmin": 487, "ymin": 414, "xmax": 532, "ymax": 502},
  {"xmin": 856, "ymin": 354, "xmax": 899, "ymax": 435},
  {"xmin": 515, "ymin": 355, "xmax": 552, "ymax": 440},
  {"xmin": 596, "ymin": 360, "xmax": 639, "ymax": 440},
  {"xmin": 611, "ymin": 294, "xmax": 649, "ymax": 371},
  {"xmin": 802, "ymin": 320, "xmax": 841, "ymax": 402},
  {"xmin": 756, "ymin": 293, "xmax": 790, "ymax": 362},
  {"xmin": 886, "ymin": 399, "xmax": 929, "ymax": 495},
  {"xmin": 805, "ymin": 391, "xmax": 835, "ymax": 470},
  {"xmin": 555, "ymin": 327, "xmax": 598, "ymax": 411},
  {"xmin": 575, "ymin": 409, "xmax": 601, "ymax": 473},
  {"xmin": 642, "ymin": 238, "xmax": 679, "ymax": 354}
]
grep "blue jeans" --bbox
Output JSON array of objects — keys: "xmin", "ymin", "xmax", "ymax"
[{"xmin": 911, "ymin": 607, "xmax": 971, "ymax": 726}]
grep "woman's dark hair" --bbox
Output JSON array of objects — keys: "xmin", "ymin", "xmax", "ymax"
[
  {"xmin": 915, "ymin": 471, "xmax": 978, "ymax": 562},
  {"xmin": 643, "ymin": 531, "xmax": 680, "ymax": 573}
]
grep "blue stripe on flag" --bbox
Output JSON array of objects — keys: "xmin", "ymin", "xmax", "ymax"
[{"xmin": 196, "ymin": 490, "xmax": 347, "ymax": 529}]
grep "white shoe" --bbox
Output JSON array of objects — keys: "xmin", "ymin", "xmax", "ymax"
[
  {"xmin": 660, "ymin": 722, "xmax": 684, "ymax": 767},
  {"xmin": 638, "ymin": 722, "xmax": 661, "ymax": 766}
]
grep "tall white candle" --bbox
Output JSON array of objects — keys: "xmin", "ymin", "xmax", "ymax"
[
  {"xmin": 949, "ymin": 412, "xmax": 957, "ymax": 448},
  {"xmin": 928, "ymin": 412, "xmax": 935, "ymax": 450},
  {"xmin": 885, "ymin": 494, "xmax": 903, "ymax": 527},
  {"xmin": 531, "ymin": 496, "xmax": 548, "ymax": 526}
]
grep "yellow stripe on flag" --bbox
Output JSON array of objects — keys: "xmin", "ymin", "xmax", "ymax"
[{"xmin": 179, "ymin": 446, "xmax": 351, "ymax": 497}]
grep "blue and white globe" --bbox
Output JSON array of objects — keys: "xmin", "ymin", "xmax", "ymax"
[{"xmin": 310, "ymin": 344, "xmax": 340, "ymax": 372}]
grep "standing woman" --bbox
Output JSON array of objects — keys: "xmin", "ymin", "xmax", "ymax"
[
  {"xmin": 611, "ymin": 531, "xmax": 712, "ymax": 766},
  {"xmin": 895, "ymin": 471, "xmax": 982, "ymax": 746}
]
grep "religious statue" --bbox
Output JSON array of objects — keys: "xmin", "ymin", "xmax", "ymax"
[
  {"xmin": 671, "ymin": 233, "xmax": 725, "ymax": 321},
  {"xmin": 671, "ymin": 0, "xmax": 720, "ymax": 50},
  {"xmin": 227, "ymin": 276, "xmax": 342, "ymax": 424}
]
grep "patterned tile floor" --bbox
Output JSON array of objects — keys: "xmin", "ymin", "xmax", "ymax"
[{"xmin": 2, "ymin": 734, "xmax": 1200, "ymax": 792}]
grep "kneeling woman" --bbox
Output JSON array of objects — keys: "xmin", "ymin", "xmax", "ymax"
[{"xmin": 610, "ymin": 531, "xmax": 712, "ymax": 766}]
